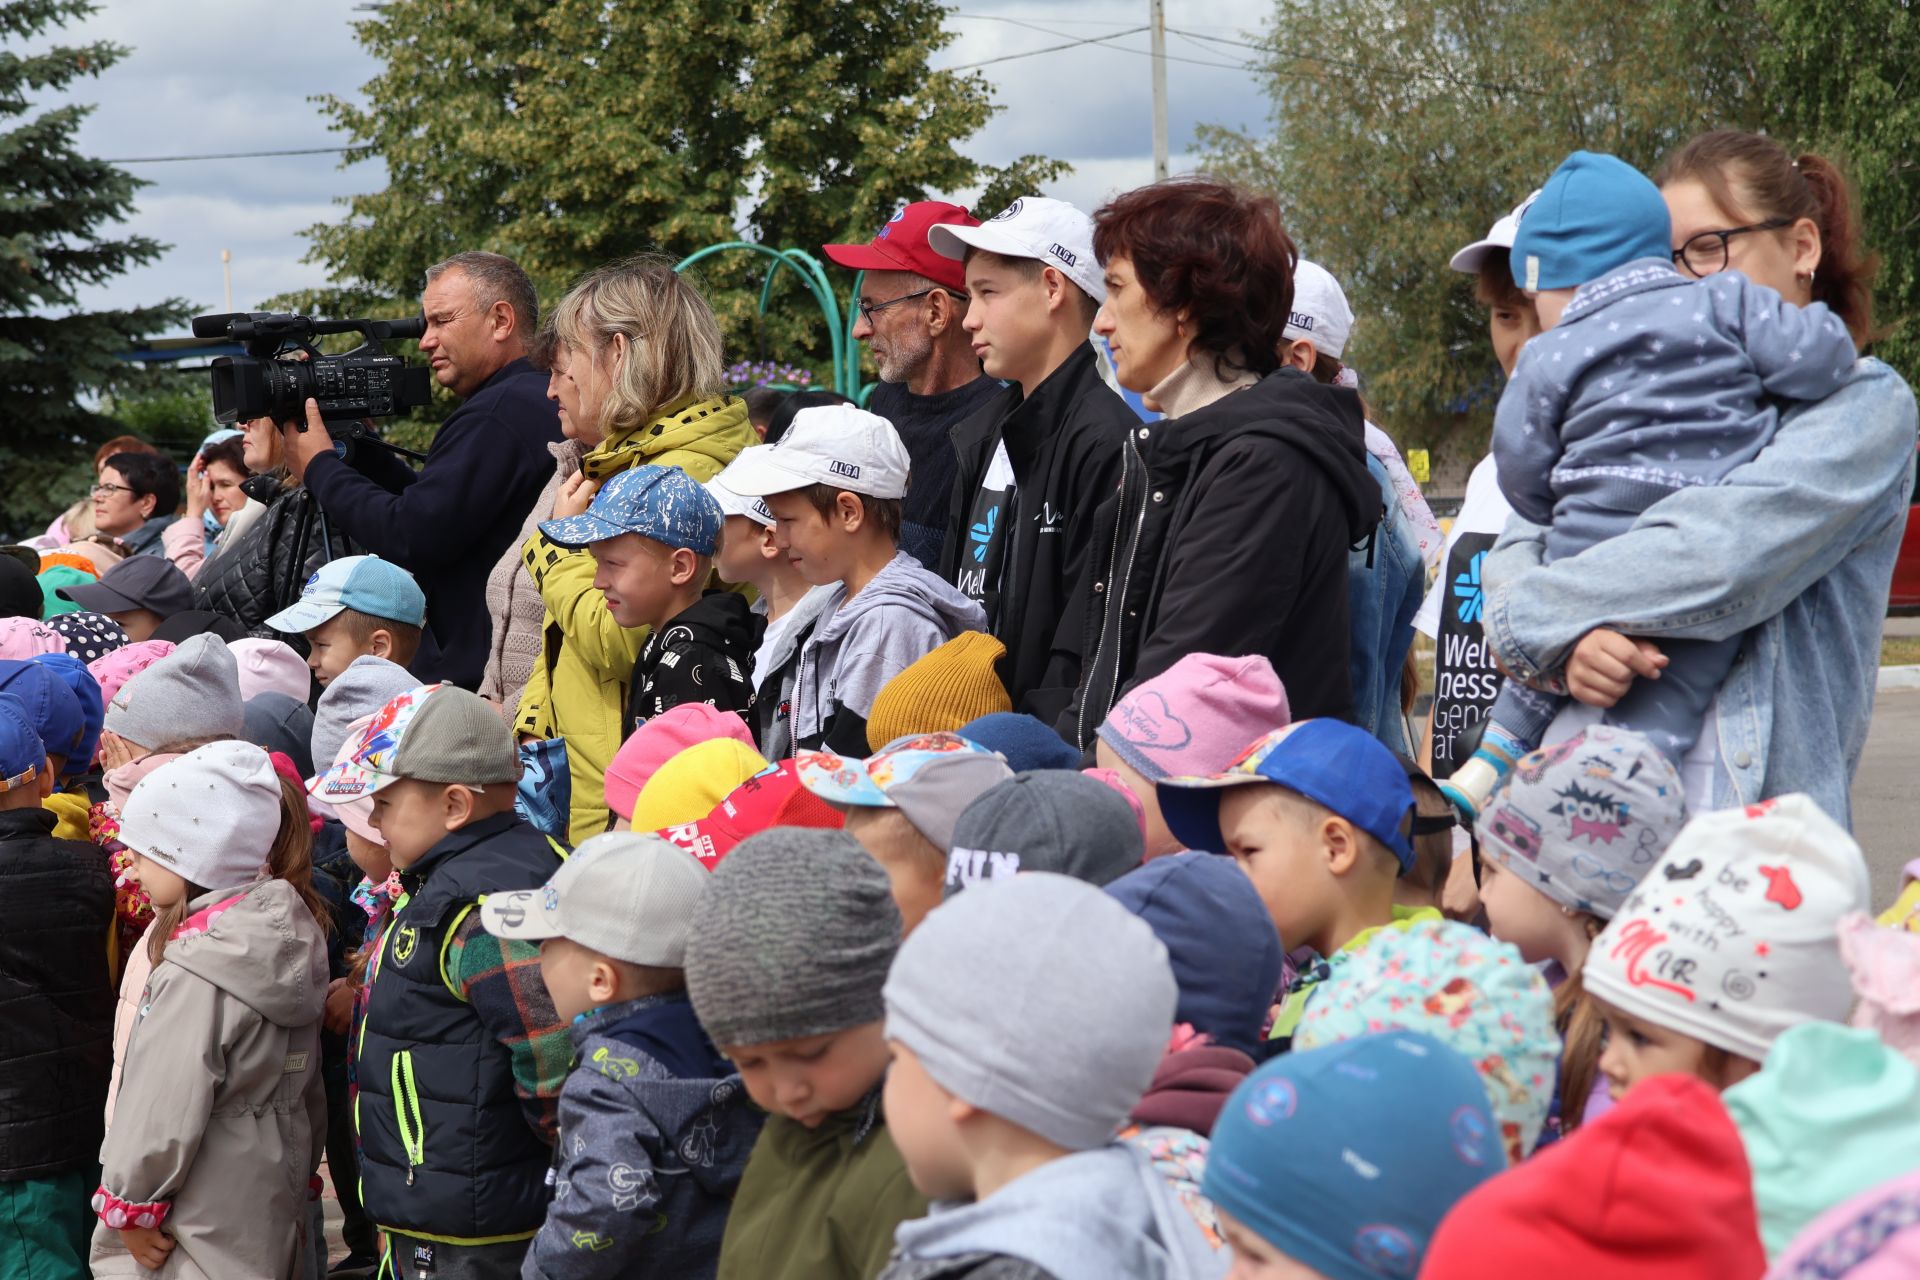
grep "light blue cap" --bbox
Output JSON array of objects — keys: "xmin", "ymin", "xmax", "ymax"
[
  {"xmin": 539, "ymin": 464, "xmax": 724, "ymax": 555},
  {"xmin": 1510, "ymin": 150, "xmax": 1673, "ymax": 291},
  {"xmin": 264, "ymin": 554, "xmax": 428, "ymax": 635}
]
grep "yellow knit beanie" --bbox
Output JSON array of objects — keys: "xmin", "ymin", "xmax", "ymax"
[
  {"xmin": 865, "ymin": 630, "xmax": 1013, "ymax": 752},
  {"xmin": 631, "ymin": 739, "xmax": 770, "ymax": 831}
]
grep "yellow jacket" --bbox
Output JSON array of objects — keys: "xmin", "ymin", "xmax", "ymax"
[{"xmin": 515, "ymin": 395, "xmax": 757, "ymax": 840}]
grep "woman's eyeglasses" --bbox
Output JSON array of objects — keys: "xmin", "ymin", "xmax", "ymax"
[
  {"xmin": 1671, "ymin": 217, "xmax": 1794, "ymax": 277},
  {"xmin": 90, "ymin": 482, "xmax": 135, "ymax": 498}
]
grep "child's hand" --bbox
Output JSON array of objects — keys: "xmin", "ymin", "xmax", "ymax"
[
  {"xmin": 119, "ymin": 1225, "xmax": 174, "ymax": 1270},
  {"xmin": 1566, "ymin": 628, "xmax": 1667, "ymax": 708},
  {"xmin": 97, "ymin": 729, "xmax": 139, "ymax": 774},
  {"xmin": 323, "ymin": 977, "xmax": 356, "ymax": 1035},
  {"xmin": 550, "ymin": 472, "xmax": 597, "ymax": 520}
]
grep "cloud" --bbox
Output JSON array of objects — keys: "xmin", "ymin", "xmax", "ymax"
[{"xmin": 28, "ymin": 0, "xmax": 1276, "ymax": 326}]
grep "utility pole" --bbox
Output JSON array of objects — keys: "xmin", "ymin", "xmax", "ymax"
[
  {"xmin": 221, "ymin": 248, "xmax": 233, "ymax": 312},
  {"xmin": 1150, "ymin": 0, "xmax": 1169, "ymax": 180}
]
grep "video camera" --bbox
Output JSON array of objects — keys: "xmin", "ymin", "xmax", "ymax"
[{"xmin": 191, "ymin": 311, "xmax": 435, "ymax": 430}]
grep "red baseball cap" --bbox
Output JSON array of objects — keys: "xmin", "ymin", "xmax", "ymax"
[
  {"xmin": 653, "ymin": 759, "xmax": 845, "ymax": 871},
  {"xmin": 823, "ymin": 201, "xmax": 978, "ymax": 292}
]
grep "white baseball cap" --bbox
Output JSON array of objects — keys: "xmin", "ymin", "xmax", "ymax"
[
  {"xmin": 927, "ymin": 196, "xmax": 1106, "ymax": 303},
  {"xmin": 704, "ymin": 472, "xmax": 775, "ymax": 530},
  {"xmin": 479, "ymin": 832, "xmax": 710, "ymax": 967},
  {"xmin": 1448, "ymin": 188, "xmax": 1544, "ymax": 274},
  {"xmin": 716, "ymin": 406, "xmax": 911, "ymax": 500},
  {"xmin": 1284, "ymin": 260, "xmax": 1355, "ymax": 360}
]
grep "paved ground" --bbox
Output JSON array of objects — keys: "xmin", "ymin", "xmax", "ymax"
[{"xmin": 1854, "ymin": 684, "xmax": 1920, "ymax": 913}]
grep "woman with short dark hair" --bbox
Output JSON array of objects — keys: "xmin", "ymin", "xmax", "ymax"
[
  {"xmin": 91, "ymin": 451, "xmax": 179, "ymax": 555},
  {"xmin": 1062, "ymin": 177, "xmax": 1380, "ymax": 746}
]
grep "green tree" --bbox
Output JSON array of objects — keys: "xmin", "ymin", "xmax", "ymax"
[
  {"xmin": 304, "ymin": 0, "xmax": 1064, "ymax": 385},
  {"xmin": 1200, "ymin": 0, "xmax": 1764, "ymax": 461},
  {"xmin": 0, "ymin": 0, "xmax": 185, "ymax": 537},
  {"xmin": 1759, "ymin": 0, "xmax": 1920, "ymax": 386}
]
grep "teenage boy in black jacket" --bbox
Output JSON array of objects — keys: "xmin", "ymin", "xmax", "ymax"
[{"xmin": 929, "ymin": 197, "xmax": 1136, "ymax": 726}]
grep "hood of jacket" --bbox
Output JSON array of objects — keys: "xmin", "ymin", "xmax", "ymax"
[
  {"xmin": 665, "ymin": 589, "xmax": 759, "ymax": 657},
  {"xmin": 1166, "ymin": 368, "xmax": 1376, "ymax": 545},
  {"xmin": 165, "ymin": 877, "xmax": 327, "ymax": 1029},
  {"xmin": 580, "ymin": 395, "xmax": 757, "ymax": 482},
  {"xmin": 890, "ymin": 1143, "xmax": 1221, "ymax": 1280},
  {"xmin": 812, "ymin": 552, "xmax": 986, "ymax": 651}
]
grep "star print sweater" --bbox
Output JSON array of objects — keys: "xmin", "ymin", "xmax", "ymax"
[
  {"xmin": 1492, "ymin": 257, "xmax": 1856, "ymax": 561},
  {"xmin": 523, "ymin": 994, "xmax": 761, "ymax": 1280}
]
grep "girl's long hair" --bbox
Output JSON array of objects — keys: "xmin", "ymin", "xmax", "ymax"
[
  {"xmin": 1556, "ymin": 966, "xmax": 1607, "ymax": 1132},
  {"xmin": 148, "ymin": 773, "xmax": 330, "ymax": 966}
]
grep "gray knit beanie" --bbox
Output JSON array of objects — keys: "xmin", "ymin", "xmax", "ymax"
[
  {"xmin": 310, "ymin": 655, "xmax": 418, "ymax": 767},
  {"xmin": 103, "ymin": 633, "xmax": 243, "ymax": 749},
  {"xmin": 685, "ymin": 828, "xmax": 901, "ymax": 1048},
  {"xmin": 885, "ymin": 872, "xmax": 1177, "ymax": 1151}
]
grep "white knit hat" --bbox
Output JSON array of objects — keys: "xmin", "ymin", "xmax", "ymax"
[
  {"xmin": 1584, "ymin": 794, "xmax": 1870, "ymax": 1063},
  {"xmin": 121, "ymin": 741, "xmax": 283, "ymax": 890}
]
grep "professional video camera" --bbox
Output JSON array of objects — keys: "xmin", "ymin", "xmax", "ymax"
[{"xmin": 191, "ymin": 311, "xmax": 434, "ymax": 430}]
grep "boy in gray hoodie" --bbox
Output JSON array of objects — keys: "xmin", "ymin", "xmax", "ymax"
[
  {"xmin": 719, "ymin": 405, "xmax": 986, "ymax": 756},
  {"xmin": 878, "ymin": 872, "xmax": 1225, "ymax": 1280}
]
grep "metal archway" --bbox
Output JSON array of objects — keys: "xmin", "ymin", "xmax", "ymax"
[{"xmin": 673, "ymin": 242, "xmax": 868, "ymax": 402}]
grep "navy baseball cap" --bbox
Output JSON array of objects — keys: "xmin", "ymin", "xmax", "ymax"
[
  {"xmin": 264, "ymin": 555, "xmax": 427, "ymax": 635},
  {"xmin": 0, "ymin": 693, "xmax": 45, "ymax": 791},
  {"xmin": 0, "ymin": 660, "xmax": 87, "ymax": 768},
  {"xmin": 539, "ymin": 464, "xmax": 724, "ymax": 555},
  {"xmin": 1157, "ymin": 719, "xmax": 1416, "ymax": 873}
]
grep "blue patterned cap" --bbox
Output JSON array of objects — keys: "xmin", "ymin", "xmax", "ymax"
[
  {"xmin": 539, "ymin": 464, "xmax": 724, "ymax": 554},
  {"xmin": 1203, "ymin": 1032, "xmax": 1504, "ymax": 1280}
]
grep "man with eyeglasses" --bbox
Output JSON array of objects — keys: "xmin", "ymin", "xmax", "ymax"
[
  {"xmin": 824, "ymin": 202, "xmax": 1001, "ymax": 570},
  {"xmin": 278, "ymin": 250, "xmax": 562, "ymax": 690}
]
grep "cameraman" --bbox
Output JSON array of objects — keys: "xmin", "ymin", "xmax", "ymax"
[{"xmin": 281, "ymin": 251, "xmax": 562, "ymax": 689}]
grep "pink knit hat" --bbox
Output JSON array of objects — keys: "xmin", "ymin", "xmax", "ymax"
[
  {"xmin": 230, "ymin": 638, "xmax": 312, "ymax": 704},
  {"xmin": 1096, "ymin": 653, "xmax": 1290, "ymax": 782},
  {"xmin": 87, "ymin": 639, "xmax": 177, "ymax": 711},
  {"xmin": 0, "ymin": 617, "xmax": 64, "ymax": 661},
  {"xmin": 604, "ymin": 704, "xmax": 756, "ymax": 822}
]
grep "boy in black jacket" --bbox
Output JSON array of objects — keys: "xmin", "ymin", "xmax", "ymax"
[
  {"xmin": 929, "ymin": 197, "xmax": 1136, "ymax": 725},
  {"xmin": 0, "ymin": 697, "xmax": 115, "ymax": 1275},
  {"xmin": 538, "ymin": 464, "xmax": 756, "ymax": 735}
]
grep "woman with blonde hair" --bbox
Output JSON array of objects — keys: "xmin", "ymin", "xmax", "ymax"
[{"xmin": 510, "ymin": 255, "xmax": 757, "ymax": 839}]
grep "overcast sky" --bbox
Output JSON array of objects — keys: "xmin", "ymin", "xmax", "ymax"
[{"xmin": 31, "ymin": 0, "xmax": 1273, "ymax": 326}]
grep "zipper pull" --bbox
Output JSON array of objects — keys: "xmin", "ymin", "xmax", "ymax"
[{"xmin": 406, "ymin": 1167, "xmax": 416, "ymax": 1187}]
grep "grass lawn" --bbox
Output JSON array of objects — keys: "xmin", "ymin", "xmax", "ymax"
[{"xmin": 1884, "ymin": 636, "xmax": 1920, "ymax": 667}]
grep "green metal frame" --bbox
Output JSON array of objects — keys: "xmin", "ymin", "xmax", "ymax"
[{"xmin": 672, "ymin": 241, "xmax": 870, "ymax": 403}]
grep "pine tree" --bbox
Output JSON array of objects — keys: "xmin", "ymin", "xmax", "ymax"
[
  {"xmin": 304, "ymin": 0, "xmax": 1066, "ymax": 382},
  {"xmin": 0, "ymin": 0, "xmax": 185, "ymax": 536}
]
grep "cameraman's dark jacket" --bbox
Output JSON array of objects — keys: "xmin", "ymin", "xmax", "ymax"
[
  {"xmin": 1060, "ymin": 367, "xmax": 1378, "ymax": 748},
  {"xmin": 195, "ymin": 472, "xmax": 357, "ymax": 642},
  {"xmin": 301, "ymin": 357, "xmax": 563, "ymax": 690}
]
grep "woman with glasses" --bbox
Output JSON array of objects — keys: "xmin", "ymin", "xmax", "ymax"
[
  {"xmin": 89, "ymin": 452, "xmax": 179, "ymax": 556},
  {"xmin": 1480, "ymin": 131, "xmax": 1916, "ymax": 829}
]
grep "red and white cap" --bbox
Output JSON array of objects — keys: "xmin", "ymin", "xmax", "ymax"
[
  {"xmin": 928, "ymin": 195, "xmax": 1106, "ymax": 303},
  {"xmin": 1449, "ymin": 188, "xmax": 1544, "ymax": 274},
  {"xmin": 823, "ymin": 201, "xmax": 978, "ymax": 293}
]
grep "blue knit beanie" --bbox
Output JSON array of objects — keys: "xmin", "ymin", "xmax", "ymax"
[
  {"xmin": 1510, "ymin": 150, "xmax": 1672, "ymax": 291},
  {"xmin": 1204, "ymin": 1032, "xmax": 1504, "ymax": 1280},
  {"xmin": 958, "ymin": 712, "xmax": 1081, "ymax": 773}
]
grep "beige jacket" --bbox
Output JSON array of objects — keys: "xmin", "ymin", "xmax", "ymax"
[
  {"xmin": 479, "ymin": 439, "xmax": 583, "ymax": 708},
  {"xmin": 89, "ymin": 878, "xmax": 328, "ymax": 1280}
]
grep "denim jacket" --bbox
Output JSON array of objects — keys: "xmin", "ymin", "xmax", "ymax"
[
  {"xmin": 1483, "ymin": 357, "xmax": 1917, "ymax": 828},
  {"xmin": 1349, "ymin": 453, "xmax": 1426, "ymax": 757}
]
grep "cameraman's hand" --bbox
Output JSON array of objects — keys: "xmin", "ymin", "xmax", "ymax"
[
  {"xmin": 551, "ymin": 472, "xmax": 597, "ymax": 520},
  {"xmin": 280, "ymin": 399, "xmax": 331, "ymax": 483}
]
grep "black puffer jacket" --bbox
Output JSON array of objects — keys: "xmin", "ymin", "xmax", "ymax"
[
  {"xmin": 193, "ymin": 473, "xmax": 358, "ymax": 642},
  {"xmin": 1061, "ymin": 367, "xmax": 1378, "ymax": 747}
]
